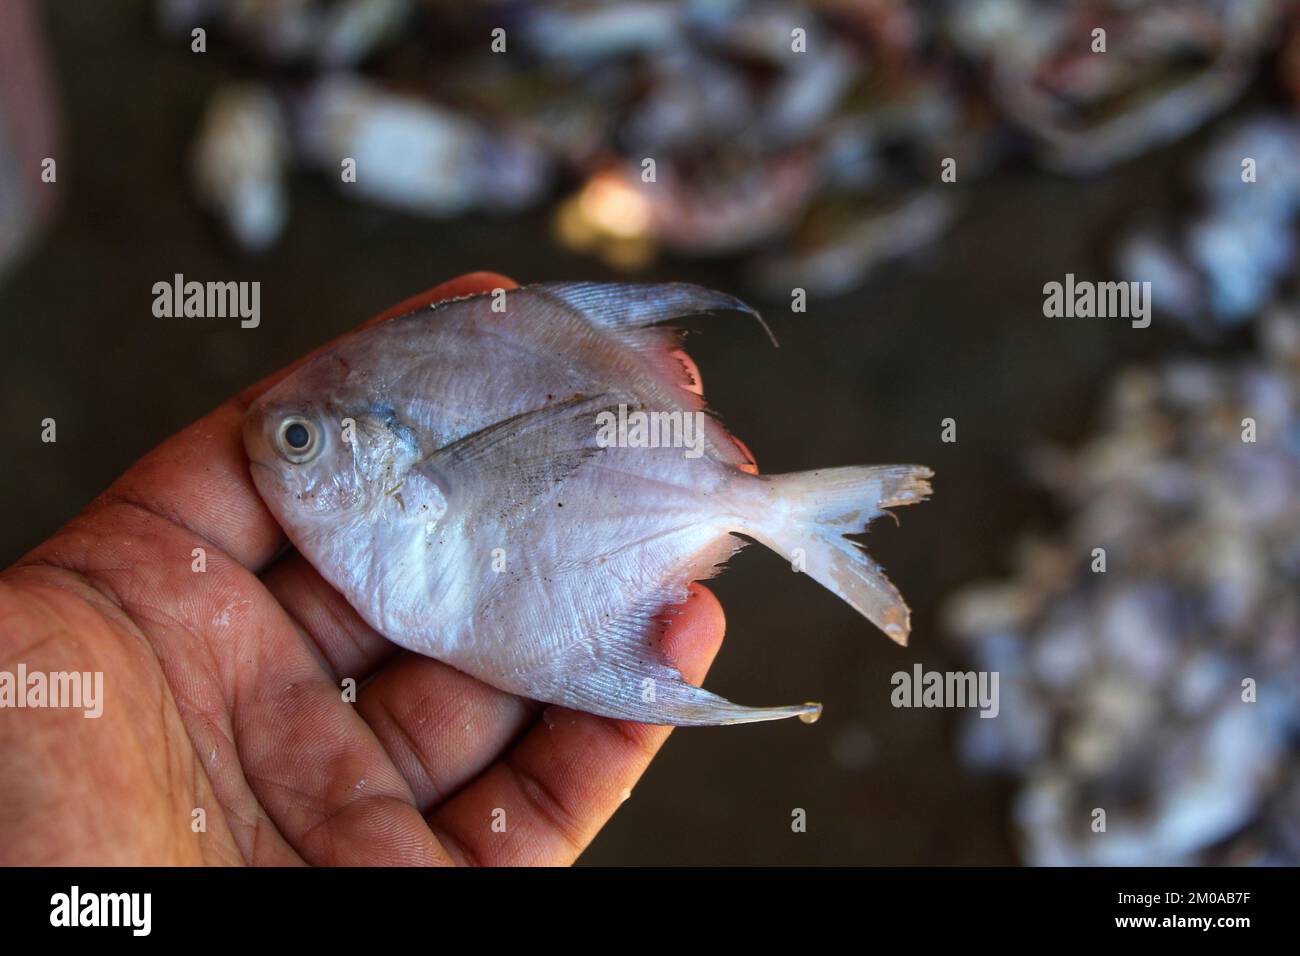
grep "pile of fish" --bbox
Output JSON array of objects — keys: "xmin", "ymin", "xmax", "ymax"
[
  {"xmin": 945, "ymin": 300, "xmax": 1300, "ymax": 865},
  {"xmin": 0, "ymin": 0, "xmax": 58, "ymax": 277},
  {"xmin": 1119, "ymin": 113, "xmax": 1300, "ymax": 332},
  {"xmin": 167, "ymin": 0, "xmax": 1297, "ymax": 293}
]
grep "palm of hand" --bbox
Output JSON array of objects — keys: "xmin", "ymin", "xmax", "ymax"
[{"xmin": 0, "ymin": 274, "xmax": 727, "ymax": 866}]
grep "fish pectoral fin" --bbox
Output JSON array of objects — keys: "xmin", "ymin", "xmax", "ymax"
[{"xmin": 416, "ymin": 393, "xmax": 622, "ymax": 503}]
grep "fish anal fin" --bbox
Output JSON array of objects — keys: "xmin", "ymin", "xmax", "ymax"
[
  {"xmin": 542, "ymin": 637, "xmax": 819, "ymax": 727},
  {"xmin": 522, "ymin": 532, "xmax": 814, "ymax": 727}
]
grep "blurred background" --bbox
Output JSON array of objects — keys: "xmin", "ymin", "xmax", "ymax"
[{"xmin": 1, "ymin": 0, "xmax": 1297, "ymax": 865}]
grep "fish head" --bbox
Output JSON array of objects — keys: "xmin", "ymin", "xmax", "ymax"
[{"xmin": 242, "ymin": 357, "xmax": 429, "ymax": 535}]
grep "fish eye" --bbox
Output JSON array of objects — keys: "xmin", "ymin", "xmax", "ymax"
[
  {"xmin": 285, "ymin": 423, "xmax": 309, "ymax": 449},
  {"xmin": 276, "ymin": 416, "xmax": 321, "ymax": 464}
]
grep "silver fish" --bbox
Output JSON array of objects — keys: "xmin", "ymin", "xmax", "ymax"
[{"xmin": 243, "ymin": 282, "xmax": 932, "ymax": 725}]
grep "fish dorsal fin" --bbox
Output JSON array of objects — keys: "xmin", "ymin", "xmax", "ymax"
[
  {"xmin": 531, "ymin": 283, "xmax": 771, "ymax": 468},
  {"xmin": 537, "ymin": 281, "xmax": 778, "ymax": 347},
  {"xmin": 416, "ymin": 393, "xmax": 618, "ymax": 521}
]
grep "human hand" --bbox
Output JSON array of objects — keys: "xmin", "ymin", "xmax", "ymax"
[{"xmin": 0, "ymin": 272, "xmax": 739, "ymax": 866}]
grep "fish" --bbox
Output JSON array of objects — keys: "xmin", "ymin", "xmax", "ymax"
[{"xmin": 242, "ymin": 282, "xmax": 932, "ymax": 726}]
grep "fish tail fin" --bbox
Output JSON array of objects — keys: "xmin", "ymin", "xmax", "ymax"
[{"xmin": 745, "ymin": 465, "xmax": 933, "ymax": 646}]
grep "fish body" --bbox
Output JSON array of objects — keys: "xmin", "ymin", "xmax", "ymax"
[{"xmin": 243, "ymin": 282, "xmax": 931, "ymax": 725}]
